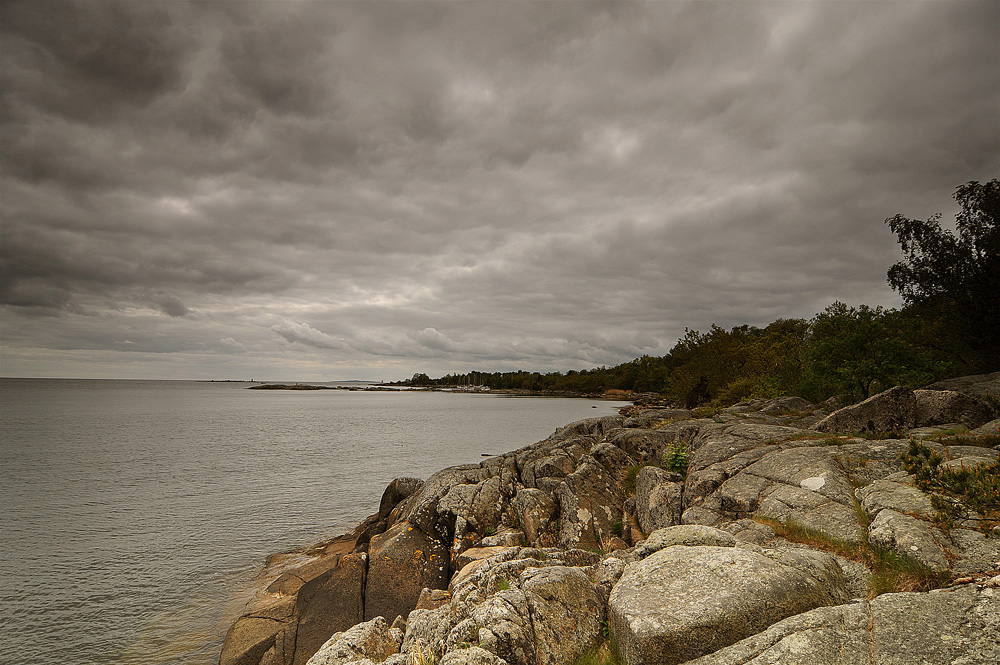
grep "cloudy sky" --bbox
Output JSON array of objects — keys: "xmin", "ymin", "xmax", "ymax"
[{"xmin": 1, "ymin": 1, "xmax": 997, "ymax": 381}]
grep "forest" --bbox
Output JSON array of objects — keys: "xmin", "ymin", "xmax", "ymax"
[{"xmin": 400, "ymin": 180, "xmax": 998, "ymax": 407}]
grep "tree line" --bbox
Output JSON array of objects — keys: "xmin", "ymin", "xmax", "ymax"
[{"xmin": 401, "ymin": 180, "xmax": 999, "ymax": 407}]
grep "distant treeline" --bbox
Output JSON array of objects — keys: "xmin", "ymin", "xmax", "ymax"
[{"xmin": 401, "ymin": 180, "xmax": 999, "ymax": 407}]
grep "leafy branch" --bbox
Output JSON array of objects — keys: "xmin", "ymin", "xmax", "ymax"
[{"xmin": 900, "ymin": 440, "xmax": 999, "ymax": 536}]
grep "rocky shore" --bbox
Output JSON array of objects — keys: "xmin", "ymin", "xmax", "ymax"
[{"xmin": 221, "ymin": 374, "xmax": 1000, "ymax": 665}]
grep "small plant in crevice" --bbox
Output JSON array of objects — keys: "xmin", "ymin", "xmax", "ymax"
[
  {"xmin": 610, "ymin": 520, "xmax": 624, "ymax": 538},
  {"xmin": 496, "ymin": 577, "xmax": 510, "ymax": 591},
  {"xmin": 662, "ymin": 442, "xmax": 689, "ymax": 476},
  {"xmin": 833, "ymin": 453, "xmax": 871, "ymax": 488},
  {"xmin": 571, "ymin": 634, "xmax": 624, "ymax": 665},
  {"xmin": 412, "ymin": 640, "xmax": 436, "ymax": 665},
  {"xmin": 622, "ymin": 464, "xmax": 644, "ymax": 495}
]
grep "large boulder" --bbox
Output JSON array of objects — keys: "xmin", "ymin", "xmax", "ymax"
[
  {"xmin": 556, "ymin": 455, "xmax": 623, "ymax": 550},
  {"xmin": 813, "ymin": 386, "xmax": 916, "ymax": 434},
  {"xmin": 923, "ymin": 371, "xmax": 1000, "ymax": 399},
  {"xmin": 220, "ymin": 544, "xmax": 366, "ymax": 665},
  {"xmin": 365, "ymin": 521, "xmax": 449, "ymax": 622},
  {"xmin": 511, "ymin": 488, "xmax": 558, "ymax": 546},
  {"xmin": 379, "ymin": 477, "xmax": 425, "ymax": 520},
  {"xmin": 521, "ymin": 566, "xmax": 602, "ymax": 665},
  {"xmin": 391, "ymin": 465, "xmax": 491, "ymax": 535},
  {"xmin": 633, "ymin": 467, "xmax": 683, "ymax": 534},
  {"xmin": 608, "ymin": 545, "xmax": 849, "ymax": 665},
  {"xmin": 912, "ymin": 389, "xmax": 994, "ymax": 429},
  {"xmin": 683, "ymin": 583, "xmax": 999, "ymax": 665},
  {"xmin": 306, "ymin": 616, "xmax": 401, "ymax": 665}
]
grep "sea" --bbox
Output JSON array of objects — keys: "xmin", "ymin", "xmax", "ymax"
[{"xmin": 0, "ymin": 378, "xmax": 628, "ymax": 665}]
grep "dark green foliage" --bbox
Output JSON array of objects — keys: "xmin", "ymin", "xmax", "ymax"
[
  {"xmin": 886, "ymin": 179, "xmax": 1000, "ymax": 372},
  {"xmin": 901, "ymin": 440, "xmax": 999, "ymax": 536},
  {"xmin": 800, "ymin": 302, "xmax": 939, "ymax": 402}
]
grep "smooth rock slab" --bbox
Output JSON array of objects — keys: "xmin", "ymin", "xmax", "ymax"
[
  {"xmin": 608, "ymin": 545, "xmax": 848, "ymax": 665},
  {"xmin": 683, "ymin": 584, "xmax": 998, "ymax": 665}
]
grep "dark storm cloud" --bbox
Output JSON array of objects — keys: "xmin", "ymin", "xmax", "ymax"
[{"xmin": 1, "ymin": 0, "xmax": 997, "ymax": 379}]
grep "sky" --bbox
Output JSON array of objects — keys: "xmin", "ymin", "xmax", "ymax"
[{"xmin": 1, "ymin": 0, "xmax": 997, "ymax": 382}]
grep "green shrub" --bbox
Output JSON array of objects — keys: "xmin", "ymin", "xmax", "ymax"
[
  {"xmin": 901, "ymin": 439, "xmax": 999, "ymax": 535},
  {"xmin": 662, "ymin": 442, "xmax": 689, "ymax": 476}
]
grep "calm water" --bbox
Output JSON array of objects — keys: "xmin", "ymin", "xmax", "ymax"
[{"xmin": 0, "ymin": 379, "xmax": 627, "ymax": 665}]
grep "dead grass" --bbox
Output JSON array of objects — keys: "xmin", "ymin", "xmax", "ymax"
[{"xmin": 756, "ymin": 508, "xmax": 950, "ymax": 597}]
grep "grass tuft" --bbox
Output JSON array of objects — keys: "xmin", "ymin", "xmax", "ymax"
[
  {"xmin": 572, "ymin": 636, "xmax": 624, "ymax": 665},
  {"xmin": 755, "ymin": 510, "xmax": 949, "ymax": 597}
]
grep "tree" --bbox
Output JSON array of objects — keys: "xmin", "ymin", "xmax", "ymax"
[
  {"xmin": 802, "ymin": 302, "xmax": 935, "ymax": 402},
  {"xmin": 885, "ymin": 179, "xmax": 1000, "ymax": 371}
]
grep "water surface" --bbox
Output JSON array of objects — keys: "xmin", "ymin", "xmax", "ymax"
[{"xmin": 0, "ymin": 379, "xmax": 627, "ymax": 665}]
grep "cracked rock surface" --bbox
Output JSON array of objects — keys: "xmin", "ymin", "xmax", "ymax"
[{"xmin": 222, "ymin": 383, "xmax": 1000, "ymax": 665}]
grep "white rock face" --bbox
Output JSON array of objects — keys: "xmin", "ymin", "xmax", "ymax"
[{"xmin": 799, "ymin": 475, "xmax": 826, "ymax": 491}]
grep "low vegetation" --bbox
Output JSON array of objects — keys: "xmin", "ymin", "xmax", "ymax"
[
  {"xmin": 901, "ymin": 440, "xmax": 999, "ymax": 535},
  {"xmin": 756, "ymin": 511, "xmax": 950, "ymax": 597},
  {"xmin": 661, "ymin": 442, "xmax": 689, "ymax": 477},
  {"xmin": 572, "ymin": 635, "xmax": 623, "ymax": 665}
]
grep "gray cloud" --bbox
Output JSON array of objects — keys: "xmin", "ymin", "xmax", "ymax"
[{"xmin": 1, "ymin": 0, "xmax": 997, "ymax": 380}]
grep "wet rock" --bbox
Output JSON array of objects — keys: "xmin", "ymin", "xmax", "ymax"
[
  {"xmin": 292, "ymin": 553, "xmax": 368, "ymax": 664},
  {"xmin": 221, "ymin": 549, "xmax": 367, "ymax": 665},
  {"xmin": 366, "ymin": 521, "xmax": 449, "ymax": 622}
]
